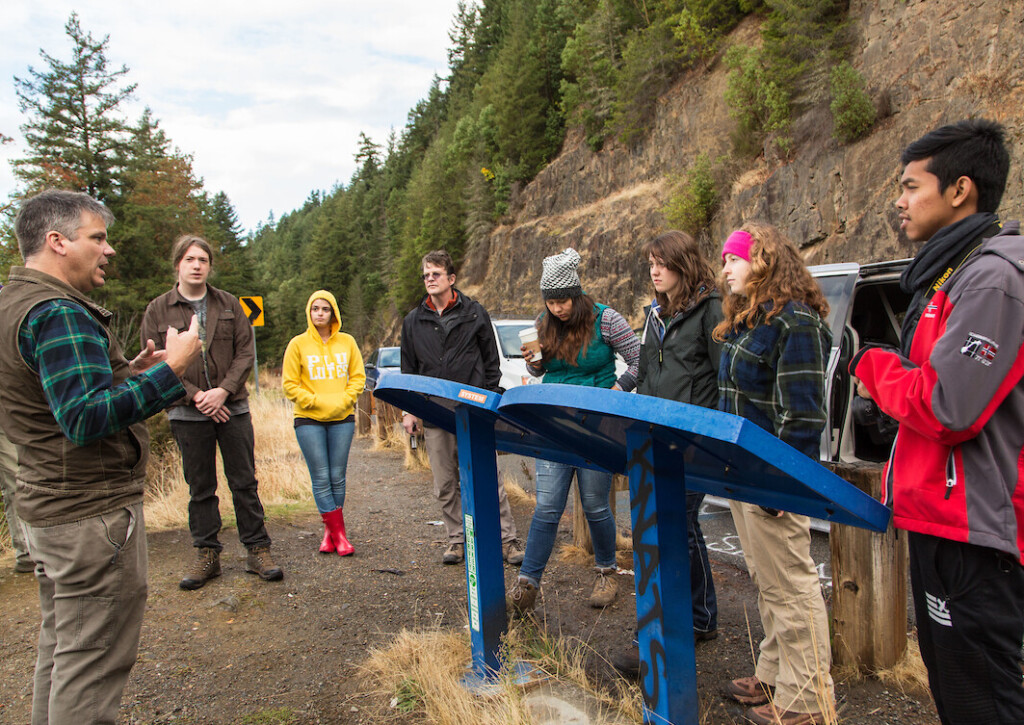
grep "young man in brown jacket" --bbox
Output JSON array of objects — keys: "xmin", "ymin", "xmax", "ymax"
[{"xmin": 141, "ymin": 235, "xmax": 283, "ymax": 590}]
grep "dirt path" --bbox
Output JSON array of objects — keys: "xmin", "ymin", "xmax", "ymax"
[{"xmin": 0, "ymin": 437, "xmax": 937, "ymax": 724}]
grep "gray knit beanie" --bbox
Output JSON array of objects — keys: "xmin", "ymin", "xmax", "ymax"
[{"xmin": 540, "ymin": 248, "xmax": 583, "ymax": 299}]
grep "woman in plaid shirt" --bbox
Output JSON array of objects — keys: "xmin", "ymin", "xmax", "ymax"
[{"xmin": 714, "ymin": 223, "xmax": 835, "ymax": 725}]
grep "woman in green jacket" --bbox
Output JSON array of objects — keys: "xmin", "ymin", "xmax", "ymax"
[{"xmin": 509, "ymin": 248, "xmax": 640, "ymax": 615}]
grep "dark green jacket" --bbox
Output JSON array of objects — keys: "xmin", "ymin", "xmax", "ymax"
[
  {"xmin": 543, "ymin": 303, "xmax": 617, "ymax": 388},
  {"xmin": 636, "ymin": 292, "xmax": 723, "ymax": 409}
]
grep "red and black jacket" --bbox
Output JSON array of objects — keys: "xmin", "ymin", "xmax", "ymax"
[{"xmin": 851, "ymin": 222, "xmax": 1024, "ymax": 563}]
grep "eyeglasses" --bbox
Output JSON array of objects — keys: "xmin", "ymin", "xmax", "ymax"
[{"xmin": 422, "ymin": 271, "xmax": 447, "ymax": 281}]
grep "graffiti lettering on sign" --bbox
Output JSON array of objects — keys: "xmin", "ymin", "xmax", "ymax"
[{"xmin": 625, "ymin": 438, "xmax": 667, "ymax": 709}]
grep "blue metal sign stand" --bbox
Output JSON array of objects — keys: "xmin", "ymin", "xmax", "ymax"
[
  {"xmin": 625, "ymin": 429, "xmax": 698, "ymax": 721},
  {"xmin": 374, "ymin": 375, "xmax": 554, "ymax": 690},
  {"xmin": 453, "ymin": 403, "xmax": 506, "ymax": 677},
  {"xmin": 376, "ymin": 375, "xmax": 890, "ymax": 723}
]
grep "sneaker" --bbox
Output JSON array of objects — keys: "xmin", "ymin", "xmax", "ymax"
[
  {"xmin": 180, "ymin": 547, "xmax": 221, "ymax": 590},
  {"xmin": 442, "ymin": 542, "xmax": 464, "ymax": 565},
  {"xmin": 503, "ymin": 538, "xmax": 525, "ymax": 565},
  {"xmin": 725, "ymin": 676, "xmax": 775, "ymax": 706},
  {"xmin": 245, "ymin": 546, "xmax": 284, "ymax": 581},
  {"xmin": 744, "ymin": 703, "xmax": 825, "ymax": 725},
  {"xmin": 509, "ymin": 576, "xmax": 539, "ymax": 615},
  {"xmin": 14, "ymin": 558, "xmax": 34, "ymax": 574},
  {"xmin": 589, "ymin": 566, "xmax": 618, "ymax": 608}
]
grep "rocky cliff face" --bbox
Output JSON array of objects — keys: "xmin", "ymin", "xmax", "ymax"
[{"xmin": 460, "ymin": 0, "xmax": 1024, "ymax": 327}]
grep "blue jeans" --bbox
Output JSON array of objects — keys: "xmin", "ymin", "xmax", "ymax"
[
  {"xmin": 687, "ymin": 492, "xmax": 718, "ymax": 632},
  {"xmin": 520, "ymin": 459, "xmax": 617, "ymax": 584},
  {"xmin": 295, "ymin": 421, "xmax": 355, "ymax": 514}
]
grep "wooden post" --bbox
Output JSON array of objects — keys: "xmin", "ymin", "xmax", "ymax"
[
  {"xmin": 829, "ymin": 462, "xmax": 908, "ymax": 671},
  {"xmin": 572, "ymin": 472, "xmax": 624, "ymax": 554},
  {"xmin": 376, "ymin": 400, "xmax": 397, "ymax": 443},
  {"xmin": 572, "ymin": 479, "xmax": 593, "ymax": 554},
  {"xmin": 356, "ymin": 389, "xmax": 372, "ymax": 436}
]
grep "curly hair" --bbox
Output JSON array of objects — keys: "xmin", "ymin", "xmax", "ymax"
[
  {"xmin": 713, "ymin": 221, "xmax": 829, "ymax": 340},
  {"xmin": 643, "ymin": 230, "xmax": 717, "ymax": 316}
]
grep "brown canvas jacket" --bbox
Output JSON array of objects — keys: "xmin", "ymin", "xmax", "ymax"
[{"xmin": 141, "ymin": 284, "xmax": 253, "ymax": 406}]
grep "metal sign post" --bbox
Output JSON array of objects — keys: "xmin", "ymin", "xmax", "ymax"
[{"xmin": 239, "ymin": 296, "xmax": 264, "ymax": 393}]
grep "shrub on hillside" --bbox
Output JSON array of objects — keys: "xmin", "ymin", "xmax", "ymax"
[
  {"xmin": 830, "ymin": 61, "xmax": 876, "ymax": 142},
  {"xmin": 663, "ymin": 153, "xmax": 719, "ymax": 236}
]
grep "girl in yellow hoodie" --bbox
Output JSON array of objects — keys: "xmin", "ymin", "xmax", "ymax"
[{"xmin": 283, "ymin": 290, "xmax": 366, "ymax": 555}]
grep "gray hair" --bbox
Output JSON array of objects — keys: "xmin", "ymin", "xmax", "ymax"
[{"xmin": 14, "ymin": 190, "xmax": 115, "ymax": 259}]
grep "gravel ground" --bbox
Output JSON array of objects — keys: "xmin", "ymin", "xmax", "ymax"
[{"xmin": 0, "ymin": 436, "xmax": 939, "ymax": 724}]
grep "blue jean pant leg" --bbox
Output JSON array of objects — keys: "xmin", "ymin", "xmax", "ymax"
[
  {"xmin": 686, "ymin": 491, "xmax": 718, "ymax": 632},
  {"xmin": 520, "ymin": 459, "xmax": 617, "ymax": 583},
  {"xmin": 171, "ymin": 413, "xmax": 270, "ymax": 551},
  {"xmin": 295, "ymin": 421, "xmax": 355, "ymax": 514}
]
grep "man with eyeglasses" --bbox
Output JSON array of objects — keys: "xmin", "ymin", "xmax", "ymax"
[{"xmin": 400, "ymin": 250, "xmax": 524, "ymax": 566}]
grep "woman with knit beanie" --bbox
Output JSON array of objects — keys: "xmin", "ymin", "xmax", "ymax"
[
  {"xmin": 716, "ymin": 223, "xmax": 835, "ymax": 725},
  {"xmin": 509, "ymin": 247, "xmax": 640, "ymax": 615},
  {"xmin": 283, "ymin": 291, "xmax": 366, "ymax": 556}
]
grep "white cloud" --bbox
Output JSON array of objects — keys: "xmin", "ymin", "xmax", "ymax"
[{"xmin": 0, "ymin": 0, "xmax": 463, "ymax": 230}]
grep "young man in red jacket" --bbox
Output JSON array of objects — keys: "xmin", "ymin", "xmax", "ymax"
[{"xmin": 851, "ymin": 119, "xmax": 1024, "ymax": 724}]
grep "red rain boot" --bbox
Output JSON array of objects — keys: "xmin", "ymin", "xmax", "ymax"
[
  {"xmin": 319, "ymin": 510, "xmax": 338, "ymax": 554},
  {"xmin": 333, "ymin": 508, "xmax": 354, "ymax": 557}
]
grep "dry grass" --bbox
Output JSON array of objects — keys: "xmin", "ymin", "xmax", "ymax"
[
  {"xmin": 361, "ymin": 619, "xmax": 644, "ymax": 724},
  {"xmin": 872, "ymin": 637, "xmax": 929, "ymax": 693},
  {"xmin": 362, "ymin": 627, "xmax": 532, "ymax": 724},
  {"xmin": 145, "ymin": 377, "xmax": 314, "ymax": 531}
]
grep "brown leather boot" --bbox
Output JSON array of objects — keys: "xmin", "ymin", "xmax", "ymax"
[
  {"xmin": 246, "ymin": 546, "xmax": 284, "ymax": 581},
  {"xmin": 180, "ymin": 547, "xmax": 221, "ymax": 590},
  {"xmin": 589, "ymin": 566, "xmax": 618, "ymax": 608}
]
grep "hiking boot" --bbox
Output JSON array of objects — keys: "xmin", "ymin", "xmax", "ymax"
[
  {"xmin": 503, "ymin": 538, "xmax": 525, "ymax": 565},
  {"xmin": 695, "ymin": 628, "xmax": 719, "ymax": 642},
  {"xmin": 509, "ymin": 576, "xmax": 539, "ymax": 616},
  {"xmin": 612, "ymin": 645, "xmax": 641, "ymax": 679},
  {"xmin": 589, "ymin": 566, "xmax": 618, "ymax": 608},
  {"xmin": 180, "ymin": 547, "xmax": 221, "ymax": 590},
  {"xmin": 245, "ymin": 546, "xmax": 284, "ymax": 581},
  {"xmin": 725, "ymin": 676, "xmax": 775, "ymax": 706},
  {"xmin": 442, "ymin": 542, "xmax": 464, "ymax": 565},
  {"xmin": 744, "ymin": 703, "xmax": 825, "ymax": 725}
]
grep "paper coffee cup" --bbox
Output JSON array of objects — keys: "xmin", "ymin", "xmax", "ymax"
[{"xmin": 518, "ymin": 327, "xmax": 542, "ymax": 361}]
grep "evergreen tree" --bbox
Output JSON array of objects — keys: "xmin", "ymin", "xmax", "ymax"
[{"xmin": 12, "ymin": 12, "xmax": 136, "ymax": 200}]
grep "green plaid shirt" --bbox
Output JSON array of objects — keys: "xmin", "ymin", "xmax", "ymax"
[
  {"xmin": 18, "ymin": 299, "xmax": 185, "ymax": 446},
  {"xmin": 718, "ymin": 302, "xmax": 831, "ymax": 460}
]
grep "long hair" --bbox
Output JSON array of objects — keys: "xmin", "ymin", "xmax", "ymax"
[
  {"xmin": 172, "ymin": 234, "xmax": 214, "ymax": 269},
  {"xmin": 643, "ymin": 230, "xmax": 717, "ymax": 317},
  {"xmin": 713, "ymin": 222, "xmax": 829, "ymax": 340},
  {"xmin": 539, "ymin": 293, "xmax": 598, "ymax": 366}
]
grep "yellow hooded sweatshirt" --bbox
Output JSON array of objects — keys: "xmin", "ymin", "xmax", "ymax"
[{"xmin": 282, "ymin": 290, "xmax": 366, "ymax": 421}]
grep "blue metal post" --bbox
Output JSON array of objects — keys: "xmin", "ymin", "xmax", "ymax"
[
  {"xmin": 626, "ymin": 427, "xmax": 698, "ymax": 725},
  {"xmin": 455, "ymin": 405, "xmax": 507, "ymax": 676}
]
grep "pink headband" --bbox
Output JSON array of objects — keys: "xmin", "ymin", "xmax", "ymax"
[{"xmin": 722, "ymin": 229, "xmax": 754, "ymax": 261}]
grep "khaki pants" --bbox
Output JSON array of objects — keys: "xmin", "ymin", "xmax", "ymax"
[
  {"xmin": 0, "ymin": 429, "xmax": 31, "ymax": 568},
  {"xmin": 25, "ymin": 502, "xmax": 148, "ymax": 725},
  {"xmin": 423, "ymin": 427, "xmax": 517, "ymax": 545},
  {"xmin": 729, "ymin": 501, "xmax": 835, "ymax": 714}
]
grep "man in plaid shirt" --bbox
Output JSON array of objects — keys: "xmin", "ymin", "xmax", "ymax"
[{"xmin": 0, "ymin": 190, "xmax": 201, "ymax": 725}]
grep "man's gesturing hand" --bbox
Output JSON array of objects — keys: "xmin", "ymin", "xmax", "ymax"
[{"xmin": 165, "ymin": 314, "xmax": 202, "ymax": 378}]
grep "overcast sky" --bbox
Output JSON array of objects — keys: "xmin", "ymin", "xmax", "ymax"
[{"xmin": 0, "ymin": 1, "xmax": 464, "ymax": 232}]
